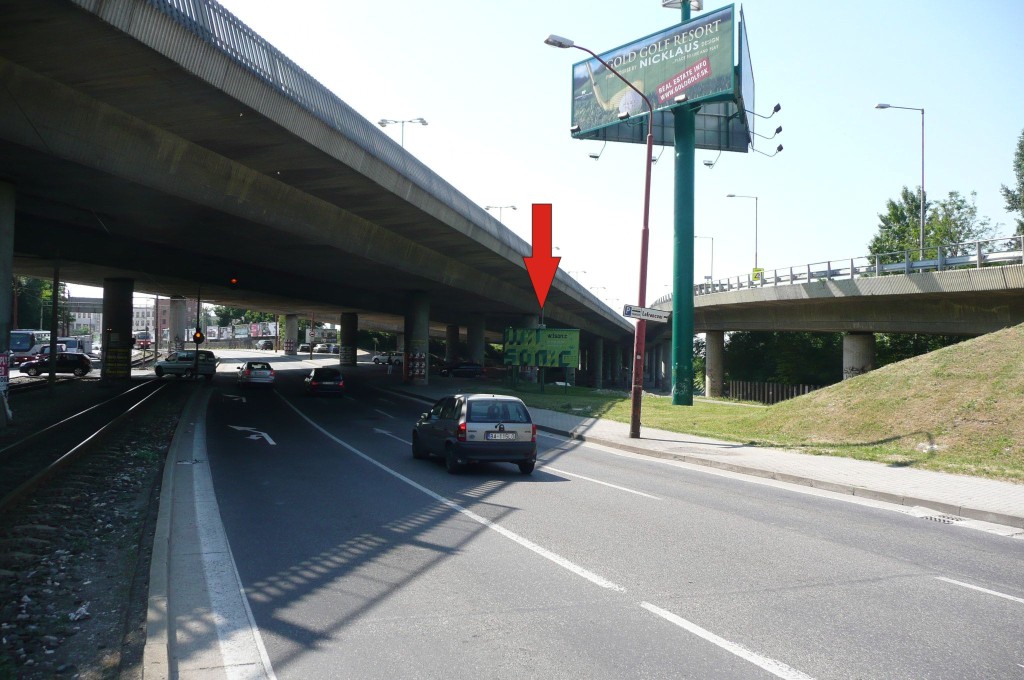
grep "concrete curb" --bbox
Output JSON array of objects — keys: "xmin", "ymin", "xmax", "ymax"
[
  {"xmin": 143, "ymin": 387, "xmax": 207, "ymax": 680},
  {"xmin": 540, "ymin": 426, "xmax": 1024, "ymax": 530}
]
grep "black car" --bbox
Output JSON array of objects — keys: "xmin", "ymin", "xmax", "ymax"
[
  {"xmin": 439, "ymin": 362, "xmax": 484, "ymax": 378},
  {"xmin": 19, "ymin": 352, "xmax": 93, "ymax": 377},
  {"xmin": 304, "ymin": 367, "xmax": 345, "ymax": 395}
]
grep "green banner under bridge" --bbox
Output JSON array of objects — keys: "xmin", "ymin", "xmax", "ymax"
[{"xmin": 503, "ymin": 328, "xmax": 580, "ymax": 368}]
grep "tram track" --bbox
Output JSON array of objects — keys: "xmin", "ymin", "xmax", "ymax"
[
  {"xmin": 0, "ymin": 380, "xmax": 169, "ymax": 514},
  {"xmin": 0, "ymin": 377, "xmax": 193, "ymax": 678}
]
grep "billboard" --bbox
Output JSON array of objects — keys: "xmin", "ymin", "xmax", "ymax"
[
  {"xmin": 570, "ymin": 5, "xmax": 735, "ymax": 138},
  {"xmin": 504, "ymin": 328, "xmax": 580, "ymax": 368}
]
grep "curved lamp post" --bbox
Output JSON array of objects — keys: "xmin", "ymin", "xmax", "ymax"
[
  {"xmin": 545, "ymin": 33, "xmax": 654, "ymax": 439},
  {"xmin": 378, "ymin": 117, "xmax": 428, "ymax": 148},
  {"xmin": 485, "ymin": 205, "xmax": 517, "ymax": 223},
  {"xmin": 875, "ymin": 103, "xmax": 925, "ymax": 256}
]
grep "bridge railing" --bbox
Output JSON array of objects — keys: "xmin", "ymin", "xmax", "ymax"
[{"xmin": 692, "ymin": 236, "xmax": 1024, "ymax": 297}]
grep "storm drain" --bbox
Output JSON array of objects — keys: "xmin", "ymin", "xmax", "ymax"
[
  {"xmin": 905, "ymin": 506, "xmax": 966, "ymax": 524},
  {"xmin": 920, "ymin": 514, "xmax": 965, "ymax": 524}
]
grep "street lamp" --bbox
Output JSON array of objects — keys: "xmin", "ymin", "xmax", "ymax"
[
  {"xmin": 484, "ymin": 205, "xmax": 517, "ymax": 223},
  {"xmin": 377, "ymin": 117, "xmax": 428, "ymax": 147},
  {"xmin": 875, "ymin": 103, "xmax": 925, "ymax": 256},
  {"xmin": 546, "ymin": 33, "xmax": 655, "ymax": 439},
  {"xmin": 694, "ymin": 235, "xmax": 714, "ymax": 282},
  {"xmin": 726, "ymin": 194, "xmax": 758, "ymax": 270}
]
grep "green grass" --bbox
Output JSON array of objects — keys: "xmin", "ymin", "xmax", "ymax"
[{"xmin": 479, "ymin": 323, "xmax": 1024, "ymax": 483}]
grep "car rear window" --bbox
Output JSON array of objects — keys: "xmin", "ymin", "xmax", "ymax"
[
  {"xmin": 467, "ymin": 399, "xmax": 530, "ymax": 424},
  {"xmin": 313, "ymin": 368, "xmax": 341, "ymax": 379}
]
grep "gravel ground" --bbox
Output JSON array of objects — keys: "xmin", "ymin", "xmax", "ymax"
[{"xmin": 0, "ymin": 378, "xmax": 190, "ymax": 680}]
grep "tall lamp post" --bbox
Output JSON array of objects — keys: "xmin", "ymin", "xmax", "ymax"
[
  {"xmin": 726, "ymin": 194, "xmax": 758, "ymax": 271},
  {"xmin": 485, "ymin": 205, "xmax": 517, "ymax": 223},
  {"xmin": 875, "ymin": 103, "xmax": 925, "ymax": 256},
  {"xmin": 545, "ymin": 33, "xmax": 654, "ymax": 439},
  {"xmin": 378, "ymin": 117, "xmax": 428, "ymax": 148}
]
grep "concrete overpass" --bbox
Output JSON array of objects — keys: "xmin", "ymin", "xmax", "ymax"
[
  {"xmin": 0, "ymin": 0, "xmax": 634, "ymax": 387},
  {"xmin": 647, "ymin": 252, "xmax": 1024, "ymax": 397}
]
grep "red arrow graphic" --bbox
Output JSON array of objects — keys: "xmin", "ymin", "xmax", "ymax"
[{"xmin": 523, "ymin": 203, "xmax": 561, "ymax": 309}]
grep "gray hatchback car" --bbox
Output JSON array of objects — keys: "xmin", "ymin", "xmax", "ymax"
[{"xmin": 412, "ymin": 394, "xmax": 537, "ymax": 474}]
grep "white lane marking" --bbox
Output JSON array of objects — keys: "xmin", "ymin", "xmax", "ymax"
[
  {"xmin": 641, "ymin": 602, "xmax": 817, "ymax": 680},
  {"xmin": 374, "ymin": 408, "xmax": 395, "ymax": 419},
  {"xmin": 542, "ymin": 464, "xmax": 660, "ymax": 500},
  {"xmin": 279, "ymin": 394, "xmax": 624, "ymax": 592},
  {"xmin": 192, "ymin": 392, "xmax": 278, "ymax": 679},
  {"xmin": 538, "ymin": 433, "xmax": 1024, "ymax": 537},
  {"xmin": 374, "ymin": 428, "xmax": 409, "ymax": 445},
  {"xmin": 935, "ymin": 577, "xmax": 1024, "ymax": 605}
]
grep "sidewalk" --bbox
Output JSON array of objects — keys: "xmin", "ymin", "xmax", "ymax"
[{"xmin": 385, "ymin": 381, "xmax": 1024, "ymax": 532}]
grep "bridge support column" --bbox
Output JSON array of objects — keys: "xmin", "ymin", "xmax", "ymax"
[
  {"xmin": 593, "ymin": 337, "xmax": 604, "ymax": 389},
  {"xmin": 339, "ymin": 312, "xmax": 358, "ymax": 366},
  {"xmin": 705, "ymin": 330, "xmax": 725, "ymax": 398},
  {"xmin": 101, "ymin": 278, "xmax": 134, "ymax": 382},
  {"xmin": 445, "ymin": 324, "xmax": 460, "ymax": 363},
  {"xmin": 0, "ymin": 182, "xmax": 13, "ymax": 422},
  {"xmin": 843, "ymin": 332, "xmax": 875, "ymax": 380},
  {"xmin": 467, "ymin": 314, "xmax": 485, "ymax": 365},
  {"xmin": 168, "ymin": 297, "xmax": 187, "ymax": 351},
  {"xmin": 284, "ymin": 315, "xmax": 298, "ymax": 355},
  {"xmin": 404, "ymin": 292, "xmax": 430, "ymax": 385}
]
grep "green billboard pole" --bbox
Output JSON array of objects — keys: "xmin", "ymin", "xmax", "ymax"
[{"xmin": 672, "ymin": 2, "xmax": 695, "ymax": 406}]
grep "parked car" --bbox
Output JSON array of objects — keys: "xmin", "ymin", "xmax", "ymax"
[
  {"xmin": 237, "ymin": 360, "xmax": 275, "ymax": 387},
  {"xmin": 298, "ymin": 343, "xmax": 311, "ymax": 353},
  {"xmin": 304, "ymin": 366, "xmax": 345, "ymax": 395},
  {"xmin": 154, "ymin": 350, "xmax": 218, "ymax": 380},
  {"xmin": 371, "ymin": 351, "xmax": 403, "ymax": 365},
  {"xmin": 412, "ymin": 394, "xmax": 537, "ymax": 474},
  {"xmin": 19, "ymin": 352, "xmax": 93, "ymax": 377},
  {"xmin": 254, "ymin": 339, "xmax": 274, "ymax": 350},
  {"xmin": 439, "ymin": 361, "xmax": 484, "ymax": 378},
  {"xmin": 313, "ymin": 343, "xmax": 332, "ymax": 353}
]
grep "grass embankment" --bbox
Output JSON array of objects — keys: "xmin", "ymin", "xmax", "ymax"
[{"xmin": 488, "ymin": 323, "xmax": 1024, "ymax": 483}]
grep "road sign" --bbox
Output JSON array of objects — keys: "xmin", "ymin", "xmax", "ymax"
[{"xmin": 622, "ymin": 305, "xmax": 670, "ymax": 322}]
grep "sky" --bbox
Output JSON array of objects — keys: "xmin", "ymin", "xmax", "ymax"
[{"xmin": 76, "ymin": 0, "xmax": 1024, "ymax": 313}]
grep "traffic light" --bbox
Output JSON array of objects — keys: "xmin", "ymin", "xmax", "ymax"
[
  {"xmin": 228, "ymin": 275, "xmax": 239, "ymax": 287},
  {"xmin": 193, "ymin": 328, "xmax": 205, "ymax": 344}
]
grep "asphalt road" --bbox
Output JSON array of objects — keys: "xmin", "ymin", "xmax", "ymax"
[{"xmin": 202, "ymin": 351, "xmax": 1024, "ymax": 680}]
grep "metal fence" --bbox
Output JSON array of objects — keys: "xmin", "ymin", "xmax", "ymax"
[
  {"xmin": 727, "ymin": 381, "xmax": 821, "ymax": 405},
  {"xmin": 685, "ymin": 236, "xmax": 1024, "ymax": 298}
]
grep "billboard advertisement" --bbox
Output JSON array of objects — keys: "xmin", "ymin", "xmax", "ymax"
[
  {"xmin": 570, "ymin": 5, "xmax": 735, "ymax": 138},
  {"xmin": 504, "ymin": 328, "xmax": 580, "ymax": 368}
]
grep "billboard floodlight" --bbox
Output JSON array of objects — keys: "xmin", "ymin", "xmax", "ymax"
[
  {"xmin": 674, "ymin": 93, "xmax": 689, "ymax": 104},
  {"xmin": 662, "ymin": 0, "xmax": 703, "ymax": 9},
  {"xmin": 617, "ymin": 111, "xmax": 630, "ymax": 121},
  {"xmin": 569, "ymin": 124, "xmax": 581, "ymax": 134},
  {"xmin": 752, "ymin": 144, "xmax": 783, "ymax": 157},
  {"xmin": 544, "ymin": 35, "xmax": 574, "ymax": 49}
]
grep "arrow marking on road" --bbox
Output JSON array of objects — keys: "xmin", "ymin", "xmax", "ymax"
[
  {"xmin": 225, "ymin": 394, "xmax": 247, "ymax": 403},
  {"xmin": 229, "ymin": 425, "xmax": 276, "ymax": 445}
]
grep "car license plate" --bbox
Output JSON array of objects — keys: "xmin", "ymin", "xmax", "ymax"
[{"xmin": 486, "ymin": 432, "xmax": 517, "ymax": 441}]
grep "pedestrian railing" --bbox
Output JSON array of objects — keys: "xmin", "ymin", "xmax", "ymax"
[
  {"xmin": 728, "ymin": 380, "xmax": 821, "ymax": 405},
  {"xmin": 683, "ymin": 236, "xmax": 1024, "ymax": 299}
]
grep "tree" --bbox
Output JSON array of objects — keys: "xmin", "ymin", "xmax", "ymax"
[
  {"xmin": 1001, "ymin": 128, "xmax": 1024, "ymax": 235},
  {"xmin": 724, "ymin": 331, "xmax": 843, "ymax": 386},
  {"xmin": 868, "ymin": 186, "xmax": 929, "ymax": 259},
  {"xmin": 929, "ymin": 191, "xmax": 995, "ymax": 255},
  {"xmin": 869, "ymin": 187, "xmax": 995, "ymax": 261}
]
